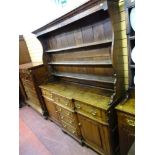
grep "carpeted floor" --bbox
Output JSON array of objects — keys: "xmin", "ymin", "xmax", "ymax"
[{"xmin": 19, "ymin": 106, "xmax": 98, "ymax": 155}]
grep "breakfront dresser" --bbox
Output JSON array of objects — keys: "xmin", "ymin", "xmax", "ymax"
[
  {"xmin": 19, "ymin": 62, "xmax": 49, "ymax": 116},
  {"xmin": 33, "ymin": 0, "xmax": 129, "ymax": 154},
  {"xmin": 115, "ymin": 0, "xmax": 135, "ymax": 155}
]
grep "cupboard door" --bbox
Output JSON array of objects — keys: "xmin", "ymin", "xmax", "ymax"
[{"xmin": 78, "ymin": 114, "xmax": 104, "ymax": 153}]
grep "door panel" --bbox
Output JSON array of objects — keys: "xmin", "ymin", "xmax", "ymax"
[{"xmin": 78, "ymin": 114, "xmax": 103, "ymax": 151}]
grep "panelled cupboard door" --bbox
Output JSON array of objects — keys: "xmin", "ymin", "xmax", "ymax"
[{"xmin": 78, "ymin": 114, "xmax": 103, "ymax": 152}]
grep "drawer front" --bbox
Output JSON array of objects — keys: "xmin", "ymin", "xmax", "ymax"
[
  {"xmin": 25, "ymin": 87, "xmax": 37, "ymax": 97},
  {"xmin": 59, "ymin": 111, "xmax": 78, "ymax": 129},
  {"xmin": 20, "ymin": 70, "xmax": 32, "ymax": 81},
  {"xmin": 22, "ymin": 80, "xmax": 35, "ymax": 89},
  {"xmin": 118, "ymin": 112, "xmax": 135, "ymax": 129},
  {"xmin": 53, "ymin": 94, "xmax": 74, "ymax": 110},
  {"xmin": 61, "ymin": 121, "xmax": 81, "ymax": 137},
  {"xmin": 41, "ymin": 89, "xmax": 53, "ymax": 99},
  {"xmin": 28, "ymin": 95, "xmax": 40, "ymax": 104},
  {"xmin": 74, "ymin": 101, "xmax": 107, "ymax": 123},
  {"xmin": 56, "ymin": 106, "xmax": 75, "ymax": 118}
]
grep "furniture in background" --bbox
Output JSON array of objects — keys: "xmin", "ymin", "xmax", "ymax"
[
  {"xmin": 19, "ymin": 35, "xmax": 31, "ymax": 65},
  {"xmin": 115, "ymin": 0, "xmax": 135, "ymax": 155},
  {"xmin": 19, "ymin": 62, "xmax": 49, "ymax": 117}
]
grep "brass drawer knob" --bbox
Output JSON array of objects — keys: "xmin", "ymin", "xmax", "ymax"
[
  {"xmin": 76, "ymin": 105, "xmax": 81, "ymax": 109},
  {"xmin": 126, "ymin": 119, "xmax": 135, "ymax": 127},
  {"xmin": 78, "ymin": 123, "xmax": 81, "ymax": 126},
  {"xmin": 61, "ymin": 116, "xmax": 64, "ymax": 119},
  {"xmin": 65, "ymin": 103, "xmax": 68, "ymax": 106},
  {"xmin": 91, "ymin": 111, "xmax": 97, "ymax": 116}
]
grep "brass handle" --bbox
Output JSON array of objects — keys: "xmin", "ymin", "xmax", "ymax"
[
  {"xmin": 65, "ymin": 103, "xmax": 68, "ymax": 106},
  {"xmin": 126, "ymin": 119, "xmax": 135, "ymax": 127},
  {"xmin": 76, "ymin": 105, "xmax": 81, "ymax": 109},
  {"xmin": 61, "ymin": 116, "xmax": 64, "ymax": 119},
  {"xmin": 91, "ymin": 111, "xmax": 97, "ymax": 116},
  {"xmin": 78, "ymin": 123, "xmax": 81, "ymax": 126}
]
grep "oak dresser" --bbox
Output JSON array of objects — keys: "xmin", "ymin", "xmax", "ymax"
[{"xmin": 32, "ymin": 0, "xmax": 130, "ymax": 154}]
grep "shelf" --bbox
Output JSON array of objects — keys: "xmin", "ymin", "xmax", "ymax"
[
  {"xmin": 52, "ymin": 72, "xmax": 115, "ymax": 84},
  {"xmin": 46, "ymin": 40, "xmax": 112, "ymax": 53},
  {"xmin": 129, "ymin": 36, "xmax": 135, "ymax": 40},
  {"xmin": 49, "ymin": 60, "xmax": 112, "ymax": 66}
]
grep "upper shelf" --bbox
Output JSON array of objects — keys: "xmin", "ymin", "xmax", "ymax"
[
  {"xmin": 52, "ymin": 72, "xmax": 115, "ymax": 84},
  {"xmin": 46, "ymin": 40, "xmax": 112, "ymax": 53},
  {"xmin": 49, "ymin": 60, "xmax": 112, "ymax": 66}
]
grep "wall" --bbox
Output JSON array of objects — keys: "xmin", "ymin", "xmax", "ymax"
[
  {"xmin": 19, "ymin": 35, "xmax": 31, "ymax": 64},
  {"xmin": 24, "ymin": 33, "xmax": 43, "ymax": 63}
]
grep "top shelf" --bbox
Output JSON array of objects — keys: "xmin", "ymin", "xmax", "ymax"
[{"xmin": 46, "ymin": 40, "xmax": 112, "ymax": 53}]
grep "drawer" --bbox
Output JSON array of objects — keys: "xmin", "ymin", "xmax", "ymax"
[
  {"xmin": 61, "ymin": 120, "xmax": 81, "ymax": 137},
  {"xmin": 53, "ymin": 94, "xmax": 74, "ymax": 110},
  {"xmin": 59, "ymin": 113, "xmax": 78, "ymax": 129},
  {"xmin": 117, "ymin": 112, "xmax": 135, "ymax": 128},
  {"xmin": 28, "ymin": 97, "xmax": 40, "ymax": 106},
  {"xmin": 23, "ymin": 80, "xmax": 35, "ymax": 89},
  {"xmin": 74, "ymin": 100, "xmax": 108, "ymax": 123},
  {"xmin": 20, "ymin": 71, "xmax": 32, "ymax": 81},
  {"xmin": 41, "ymin": 89, "xmax": 53, "ymax": 99},
  {"xmin": 56, "ymin": 106, "xmax": 75, "ymax": 118},
  {"xmin": 25, "ymin": 87, "xmax": 38, "ymax": 98},
  {"xmin": 28, "ymin": 95, "xmax": 40, "ymax": 103}
]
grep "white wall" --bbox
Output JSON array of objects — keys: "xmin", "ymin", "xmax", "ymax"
[{"xmin": 19, "ymin": 0, "xmax": 89, "ymax": 34}]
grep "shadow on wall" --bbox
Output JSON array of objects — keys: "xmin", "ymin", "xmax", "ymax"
[{"xmin": 23, "ymin": 33, "xmax": 43, "ymax": 63}]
